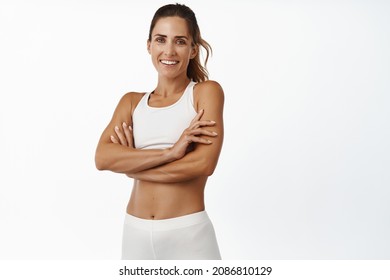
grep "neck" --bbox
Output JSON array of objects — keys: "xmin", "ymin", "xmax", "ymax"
[{"xmin": 154, "ymin": 75, "xmax": 191, "ymax": 97}]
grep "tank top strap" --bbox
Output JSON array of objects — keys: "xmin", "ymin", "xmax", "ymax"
[
  {"xmin": 139, "ymin": 91, "xmax": 152, "ymax": 108},
  {"xmin": 184, "ymin": 81, "xmax": 197, "ymax": 109}
]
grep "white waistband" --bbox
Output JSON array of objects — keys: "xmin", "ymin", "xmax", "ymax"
[{"xmin": 124, "ymin": 211, "xmax": 210, "ymax": 231}]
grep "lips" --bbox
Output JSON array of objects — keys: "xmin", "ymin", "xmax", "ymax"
[{"xmin": 160, "ymin": 60, "xmax": 179, "ymax": 65}]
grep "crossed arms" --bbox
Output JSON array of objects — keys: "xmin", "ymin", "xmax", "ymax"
[{"xmin": 94, "ymin": 81, "xmax": 224, "ymax": 183}]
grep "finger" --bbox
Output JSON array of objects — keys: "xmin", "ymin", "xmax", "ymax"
[
  {"xmin": 128, "ymin": 126, "xmax": 134, "ymax": 147},
  {"xmin": 190, "ymin": 109, "xmax": 204, "ymax": 126},
  {"xmin": 186, "ymin": 135, "xmax": 213, "ymax": 144},
  {"xmin": 190, "ymin": 120, "xmax": 216, "ymax": 130},
  {"xmin": 115, "ymin": 125, "xmax": 127, "ymax": 146},
  {"xmin": 187, "ymin": 128, "xmax": 218, "ymax": 137},
  {"xmin": 122, "ymin": 122, "xmax": 133, "ymax": 147},
  {"xmin": 110, "ymin": 135, "xmax": 119, "ymax": 144}
]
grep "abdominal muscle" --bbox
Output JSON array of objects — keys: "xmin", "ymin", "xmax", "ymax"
[{"xmin": 126, "ymin": 177, "xmax": 207, "ymax": 220}]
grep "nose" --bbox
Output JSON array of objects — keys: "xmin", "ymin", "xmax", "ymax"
[{"xmin": 164, "ymin": 41, "xmax": 176, "ymax": 57}]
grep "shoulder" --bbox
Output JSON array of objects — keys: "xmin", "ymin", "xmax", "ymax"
[
  {"xmin": 194, "ymin": 80, "xmax": 224, "ymax": 111},
  {"xmin": 119, "ymin": 91, "xmax": 145, "ymax": 104},
  {"xmin": 116, "ymin": 91, "xmax": 146, "ymax": 110},
  {"xmin": 194, "ymin": 80, "xmax": 224, "ymax": 102},
  {"xmin": 113, "ymin": 91, "xmax": 146, "ymax": 118},
  {"xmin": 195, "ymin": 80, "xmax": 223, "ymax": 95}
]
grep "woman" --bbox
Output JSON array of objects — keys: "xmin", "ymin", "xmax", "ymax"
[{"xmin": 95, "ymin": 3, "xmax": 224, "ymax": 260}]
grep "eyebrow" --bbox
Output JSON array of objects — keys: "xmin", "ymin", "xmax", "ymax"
[{"xmin": 154, "ymin": 34, "xmax": 189, "ymax": 40}]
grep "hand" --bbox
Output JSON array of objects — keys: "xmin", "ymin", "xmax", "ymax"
[
  {"xmin": 110, "ymin": 122, "xmax": 134, "ymax": 148},
  {"xmin": 168, "ymin": 109, "xmax": 218, "ymax": 160}
]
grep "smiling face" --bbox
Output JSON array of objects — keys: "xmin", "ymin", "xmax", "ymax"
[{"xmin": 147, "ymin": 16, "xmax": 198, "ymax": 80}]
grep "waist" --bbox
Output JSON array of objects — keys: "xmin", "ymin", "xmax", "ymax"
[
  {"xmin": 124, "ymin": 210, "xmax": 210, "ymax": 231},
  {"xmin": 127, "ymin": 179, "xmax": 206, "ymax": 219}
]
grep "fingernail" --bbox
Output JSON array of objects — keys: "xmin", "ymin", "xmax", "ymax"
[
  {"xmin": 122, "ymin": 122, "xmax": 126, "ymax": 127},
  {"xmin": 115, "ymin": 126, "xmax": 119, "ymax": 131},
  {"xmin": 211, "ymin": 121, "xmax": 216, "ymax": 124},
  {"xmin": 110, "ymin": 135, "xmax": 115, "ymax": 140},
  {"xmin": 129, "ymin": 126, "xmax": 132, "ymax": 131},
  {"xmin": 213, "ymin": 131, "xmax": 218, "ymax": 135},
  {"xmin": 208, "ymin": 140, "xmax": 213, "ymax": 143}
]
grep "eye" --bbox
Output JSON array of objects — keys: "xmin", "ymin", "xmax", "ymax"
[
  {"xmin": 176, "ymin": 39, "xmax": 186, "ymax": 45},
  {"xmin": 156, "ymin": 37, "xmax": 165, "ymax": 43}
]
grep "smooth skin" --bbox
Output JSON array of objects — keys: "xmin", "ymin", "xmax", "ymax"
[{"xmin": 95, "ymin": 16, "xmax": 224, "ymax": 220}]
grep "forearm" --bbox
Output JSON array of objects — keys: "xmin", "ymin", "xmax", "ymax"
[
  {"xmin": 126, "ymin": 145, "xmax": 219, "ymax": 183},
  {"xmin": 127, "ymin": 160, "xmax": 206, "ymax": 183},
  {"xmin": 95, "ymin": 143, "xmax": 174, "ymax": 174}
]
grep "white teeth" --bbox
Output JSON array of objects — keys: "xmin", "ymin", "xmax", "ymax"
[{"xmin": 161, "ymin": 60, "xmax": 178, "ymax": 65}]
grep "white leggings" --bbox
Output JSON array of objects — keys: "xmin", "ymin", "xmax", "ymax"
[{"xmin": 121, "ymin": 211, "xmax": 221, "ymax": 260}]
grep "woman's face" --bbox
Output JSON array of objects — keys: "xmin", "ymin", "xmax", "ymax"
[{"xmin": 148, "ymin": 16, "xmax": 197, "ymax": 80}]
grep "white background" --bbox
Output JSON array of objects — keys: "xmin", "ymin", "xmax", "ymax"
[{"xmin": 0, "ymin": 0, "xmax": 389, "ymax": 259}]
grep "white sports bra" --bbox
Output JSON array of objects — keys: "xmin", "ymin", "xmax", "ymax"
[{"xmin": 132, "ymin": 81, "xmax": 197, "ymax": 149}]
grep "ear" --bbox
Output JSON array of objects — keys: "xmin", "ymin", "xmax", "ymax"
[
  {"xmin": 190, "ymin": 45, "xmax": 198, "ymax": 59},
  {"xmin": 147, "ymin": 40, "xmax": 151, "ymax": 54}
]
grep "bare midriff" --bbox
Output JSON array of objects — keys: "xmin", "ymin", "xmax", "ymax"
[{"xmin": 126, "ymin": 177, "xmax": 207, "ymax": 220}]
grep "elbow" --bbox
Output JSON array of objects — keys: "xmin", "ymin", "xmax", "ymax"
[
  {"xmin": 95, "ymin": 156, "xmax": 105, "ymax": 171},
  {"xmin": 95, "ymin": 149, "xmax": 108, "ymax": 171},
  {"xmin": 204, "ymin": 166, "xmax": 215, "ymax": 177},
  {"xmin": 201, "ymin": 160, "xmax": 217, "ymax": 177},
  {"xmin": 190, "ymin": 156, "xmax": 218, "ymax": 177}
]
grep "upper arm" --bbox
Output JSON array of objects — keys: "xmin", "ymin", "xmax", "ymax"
[
  {"xmin": 96, "ymin": 92, "xmax": 136, "ymax": 147},
  {"xmin": 193, "ymin": 80, "xmax": 225, "ymax": 175}
]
